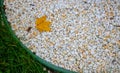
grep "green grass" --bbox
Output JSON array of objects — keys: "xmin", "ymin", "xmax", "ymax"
[
  {"xmin": 0, "ymin": 20, "xmax": 48, "ymax": 73},
  {"xmin": 0, "ymin": 4, "xmax": 49, "ymax": 73}
]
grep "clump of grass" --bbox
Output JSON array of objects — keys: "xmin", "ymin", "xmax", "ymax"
[{"xmin": 0, "ymin": 3, "xmax": 49, "ymax": 73}]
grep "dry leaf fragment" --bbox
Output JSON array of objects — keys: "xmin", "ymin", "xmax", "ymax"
[{"xmin": 35, "ymin": 15, "xmax": 52, "ymax": 32}]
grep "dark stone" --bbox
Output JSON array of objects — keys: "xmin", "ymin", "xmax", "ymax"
[
  {"xmin": 110, "ymin": 17, "xmax": 114, "ymax": 20},
  {"xmin": 84, "ymin": 1, "xmax": 87, "ymax": 4},
  {"xmin": 112, "ymin": 59, "xmax": 116, "ymax": 64},
  {"xmin": 27, "ymin": 27, "xmax": 32, "ymax": 32},
  {"xmin": 30, "ymin": 4, "xmax": 35, "ymax": 6}
]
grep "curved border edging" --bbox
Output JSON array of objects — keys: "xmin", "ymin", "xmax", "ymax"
[{"xmin": 0, "ymin": 0, "xmax": 77, "ymax": 73}]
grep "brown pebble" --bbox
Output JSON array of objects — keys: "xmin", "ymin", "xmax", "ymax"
[
  {"xmin": 27, "ymin": 27, "xmax": 32, "ymax": 32},
  {"xmin": 51, "ymin": 13, "xmax": 54, "ymax": 17},
  {"xmin": 114, "ymin": 25, "xmax": 120, "ymax": 27},
  {"xmin": 3, "ymin": 5, "xmax": 6, "ymax": 10},
  {"xmin": 110, "ymin": 17, "xmax": 114, "ymax": 20},
  {"xmin": 109, "ymin": 12, "xmax": 114, "ymax": 17}
]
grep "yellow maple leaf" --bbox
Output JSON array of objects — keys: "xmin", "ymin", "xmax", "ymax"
[
  {"xmin": 35, "ymin": 15, "xmax": 51, "ymax": 32},
  {"xmin": 35, "ymin": 15, "xmax": 46, "ymax": 25}
]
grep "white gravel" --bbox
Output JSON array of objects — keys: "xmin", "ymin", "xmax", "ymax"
[{"xmin": 4, "ymin": 0, "xmax": 120, "ymax": 73}]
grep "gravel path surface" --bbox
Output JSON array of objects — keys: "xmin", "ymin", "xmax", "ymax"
[{"xmin": 4, "ymin": 0, "xmax": 120, "ymax": 73}]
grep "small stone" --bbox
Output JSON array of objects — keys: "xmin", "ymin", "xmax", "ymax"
[
  {"xmin": 112, "ymin": 59, "xmax": 116, "ymax": 64},
  {"xmin": 116, "ymin": 40, "xmax": 120, "ymax": 45},
  {"xmin": 30, "ymin": 4, "xmax": 35, "ymax": 6},
  {"xmin": 43, "ymin": 67, "xmax": 47, "ymax": 71},
  {"xmin": 3, "ymin": 5, "xmax": 6, "ymax": 10},
  {"xmin": 26, "ymin": 27, "xmax": 32, "ymax": 32},
  {"xmin": 84, "ymin": 1, "xmax": 87, "ymax": 4},
  {"xmin": 117, "ymin": 5, "xmax": 120, "ymax": 10},
  {"xmin": 82, "ymin": 54, "xmax": 87, "ymax": 59},
  {"xmin": 110, "ymin": 17, "xmax": 114, "ymax": 20}
]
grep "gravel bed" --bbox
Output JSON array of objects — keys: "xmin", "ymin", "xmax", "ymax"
[{"xmin": 4, "ymin": 0, "xmax": 120, "ymax": 73}]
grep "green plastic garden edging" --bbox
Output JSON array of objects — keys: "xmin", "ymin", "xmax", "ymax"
[{"xmin": 0, "ymin": 0, "xmax": 76, "ymax": 73}]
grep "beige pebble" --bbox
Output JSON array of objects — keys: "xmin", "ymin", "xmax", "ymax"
[
  {"xmin": 82, "ymin": 53, "xmax": 87, "ymax": 59},
  {"xmin": 106, "ymin": 11, "xmax": 114, "ymax": 17},
  {"xmin": 81, "ymin": 10, "xmax": 87, "ymax": 15},
  {"xmin": 117, "ymin": 5, "xmax": 120, "ymax": 10},
  {"xmin": 12, "ymin": 24, "xmax": 18, "ymax": 30},
  {"xmin": 8, "ymin": 0, "xmax": 15, "ymax": 2},
  {"xmin": 116, "ymin": 40, "xmax": 120, "ymax": 45}
]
